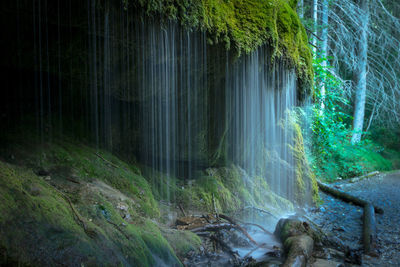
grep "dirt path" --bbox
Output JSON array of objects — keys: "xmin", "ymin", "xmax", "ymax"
[{"xmin": 308, "ymin": 171, "xmax": 400, "ymax": 266}]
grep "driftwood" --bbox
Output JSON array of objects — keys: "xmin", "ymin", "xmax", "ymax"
[
  {"xmin": 192, "ymin": 222, "xmax": 258, "ymax": 246},
  {"xmin": 178, "ymin": 204, "xmax": 187, "ymax": 217},
  {"xmin": 210, "ymin": 235, "xmax": 240, "ymax": 264},
  {"xmin": 363, "ymin": 203, "xmax": 377, "ymax": 255},
  {"xmin": 191, "ymin": 223, "xmax": 239, "ymax": 232},
  {"xmin": 243, "ymin": 243, "xmax": 267, "ymax": 259},
  {"xmin": 350, "ymin": 171, "xmax": 380, "ymax": 183},
  {"xmin": 317, "ymin": 181, "xmax": 384, "ymax": 214},
  {"xmin": 219, "ymin": 214, "xmax": 258, "ymax": 245},
  {"xmin": 234, "ymin": 206, "xmax": 279, "ymax": 219},
  {"xmin": 212, "ymin": 193, "xmax": 219, "ymax": 221},
  {"xmin": 240, "ymin": 222, "xmax": 273, "ymax": 236}
]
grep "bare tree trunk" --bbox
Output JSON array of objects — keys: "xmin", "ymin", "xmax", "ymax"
[
  {"xmin": 351, "ymin": 0, "xmax": 370, "ymax": 144},
  {"xmin": 312, "ymin": 0, "xmax": 319, "ymax": 54},
  {"xmin": 320, "ymin": 0, "xmax": 329, "ymax": 112},
  {"xmin": 298, "ymin": 0, "xmax": 304, "ymax": 19}
]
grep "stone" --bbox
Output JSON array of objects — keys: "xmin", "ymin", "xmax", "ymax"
[
  {"xmin": 29, "ymin": 185, "xmax": 41, "ymax": 196},
  {"xmin": 311, "ymin": 258, "xmax": 344, "ymax": 267}
]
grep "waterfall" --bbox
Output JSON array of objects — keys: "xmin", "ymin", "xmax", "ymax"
[
  {"xmin": 225, "ymin": 51, "xmax": 297, "ymax": 200},
  {"xmin": 131, "ymin": 19, "xmax": 296, "ymax": 200},
  {"xmin": 1, "ymin": 0, "xmax": 298, "ymax": 203}
]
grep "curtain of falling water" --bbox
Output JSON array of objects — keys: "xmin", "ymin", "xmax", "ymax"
[
  {"xmin": 225, "ymin": 50, "xmax": 297, "ymax": 200},
  {"xmin": 135, "ymin": 19, "xmax": 208, "ymax": 200},
  {"xmin": 2, "ymin": 0, "xmax": 297, "ymax": 203}
]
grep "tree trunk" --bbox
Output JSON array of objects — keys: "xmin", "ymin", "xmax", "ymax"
[
  {"xmin": 298, "ymin": 0, "xmax": 304, "ymax": 19},
  {"xmin": 320, "ymin": 0, "xmax": 329, "ymax": 113},
  {"xmin": 312, "ymin": 0, "xmax": 319, "ymax": 54},
  {"xmin": 351, "ymin": 0, "xmax": 370, "ymax": 144}
]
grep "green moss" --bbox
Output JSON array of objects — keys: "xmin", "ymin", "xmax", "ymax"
[
  {"xmin": 0, "ymin": 133, "xmax": 183, "ymax": 266},
  {"xmin": 173, "ymin": 165, "xmax": 293, "ymax": 215},
  {"xmin": 0, "ymin": 159, "xmax": 181, "ymax": 266},
  {"xmin": 291, "ymin": 122, "xmax": 320, "ymax": 205},
  {"xmin": 161, "ymin": 228, "xmax": 202, "ymax": 258},
  {"xmin": 130, "ymin": 0, "xmax": 313, "ymax": 92}
]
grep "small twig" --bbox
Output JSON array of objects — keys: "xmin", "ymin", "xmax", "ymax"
[
  {"xmin": 191, "ymin": 223, "xmax": 238, "ymax": 232},
  {"xmin": 309, "ymin": 42, "xmax": 318, "ymax": 49},
  {"xmin": 212, "ymin": 193, "xmax": 219, "ymax": 221},
  {"xmin": 106, "ymin": 219, "xmax": 130, "ymax": 240},
  {"xmin": 243, "ymin": 243, "xmax": 267, "ymax": 259},
  {"xmin": 305, "ymin": 27, "xmax": 323, "ymax": 41},
  {"xmin": 219, "ymin": 214, "xmax": 258, "ymax": 246},
  {"xmin": 235, "ymin": 206, "xmax": 279, "ymax": 219},
  {"xmin": 210, "ymin": 235, "xmax": 239, "ymax": 264},
  {"xmin": 201, "ymin": 214, "xmax": 211, "ymax": 224},
  {"xmin": 239, "ymin": 221, "xmax": 273, "ymax": 236},
  {"xmin": 66, "ymin": 177, "xmax": 81, "ymax": 184},
  {"xmin": 43, "ymin": 180, "xmax": 94, "ymax": 237},
  {"xmin": 95, "ymin": 152, "xmax": 120, "ymax": 169},
  {"xmin": 178, "ymin": 203, "xmax": 187, "ymax": 217}
]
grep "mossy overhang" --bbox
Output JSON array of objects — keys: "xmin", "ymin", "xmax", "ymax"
[{"xmin": 127, "ymin": 0, "xmax": 313, "ymax": 94}]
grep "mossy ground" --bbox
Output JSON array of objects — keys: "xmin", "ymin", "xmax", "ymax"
[
  {"xmin": 145, "ymin": 163, "xmax": 294, "ymax": 218},
  {"xmin": 0, "ymin": 127, "xmax": 298, "ymax": 265},
  {"xmin": 0, "ymin": 133, "xmax": 199, "ymax": 266}
]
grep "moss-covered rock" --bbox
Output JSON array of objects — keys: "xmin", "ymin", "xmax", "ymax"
[
  {"xmin": 129, "ymin": 0, "xmax": 313, "ymax": 92},
  {"xmin": 291, "ymin": 121, "xmax": 320, "ymax": 205},
  {"xmin": 172, "ymin": 164, "xmax": 294, "ymax": 216},
  {"xmin": 0, "ymin": 136, "xmax": 190, "ymax": 266}
]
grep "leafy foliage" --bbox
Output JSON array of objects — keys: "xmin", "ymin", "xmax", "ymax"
[{"xmin": 301, "ymin": 56, "xmax": 391, "ymax": 181}]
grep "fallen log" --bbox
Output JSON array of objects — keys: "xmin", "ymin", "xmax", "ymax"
[
  {"xmin": 191, "ymin": 223, "xmax": 239, "ymax": 233},
  {"xmin": 317, "ymin": 181, "xmax": 384, "ymax": 214},
  {"xmin": 350, "ymin": 171, "xmax": 380, "ymax": 183},
  {"xmin": 363, "ymin": 203, "xmax": 377, "ymax": 255}
]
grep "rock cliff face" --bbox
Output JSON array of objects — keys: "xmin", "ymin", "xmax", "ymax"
[{"xmin": 0, "ymin": 1, "xmax": 316, "ymax": 265}]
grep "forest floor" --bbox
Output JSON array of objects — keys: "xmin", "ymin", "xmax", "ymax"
[{"xmin": 308, "ymin": 170, "xmax": 400, "ymax": 267}]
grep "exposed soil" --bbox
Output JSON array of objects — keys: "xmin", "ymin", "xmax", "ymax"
[{"xmin": 308, "ymin": 171, "xmax": 400, "ymax": 266}]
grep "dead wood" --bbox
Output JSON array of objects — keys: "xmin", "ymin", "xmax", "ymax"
[
  {"xmin": 43, "ymin": 180, "xmax": 96, "ymax": 238},
  {"xmin": 234, "ymin": 206, "xmax": 279, "ymax": 219},
  {"xmin": 210, "ymin": 235, "xmax": 240, "ymax": 264},
  {"xmin": 363, "ymin": 203, "xmax": 378, "ymax": 255},
  {"xmin": 317, "ymin": 181, "xmax": 384, "ymax": 214},
  {"xmin": 219, "ymin": 214, "xmax": 258, "ymax": 245},
  {"xmin": 178, "ymin": 203, "xmax": 186, "ymax": 217},
  {"xmin": 239, "ymin": 221, "xmax": 273, "ymax": 236},
  {"xmin": 95, "ymin": 152, "xmax": 123, "ymax": 169},
  {"xmin": 243, "ymin": 243, "xmax": 267, "ymax": 259}
]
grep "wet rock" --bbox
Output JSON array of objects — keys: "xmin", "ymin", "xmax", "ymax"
[
  {"xmin": 311, "ymin": 259, "xmax": 344, "ymax": 267},
  {"xmin": 274, "ymin": 218, "xmax": 315, "ymax": 267},
  {"xmin": 37, "ymin": 169, "xmax": 50, "ymax": 176},
  {"xmin": 283, "ymin": 235, "xmax": 314, "ymax": 267},
  {"xmin": 29, "ymin": 185, "xmax": 41, "ymax": 196},
  {"xmin": 116, "ymin": 202, "xmax": 129, "ymax": 211}
]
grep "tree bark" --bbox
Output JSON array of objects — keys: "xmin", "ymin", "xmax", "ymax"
[
  {"xmin": 320, "ymin": 0, "xmax": 329, "ymax": 113},
  {"xmin": 312, "ymin": 0, "xmax": 319, "ymax": 54},
  {"xmin": 363, "ymin": 203, "xmax": 377, "ymax": 254},
  {"xmin": 351, "ymin": 0, "xmax": 370, "ymax": 144},
  {"xmin": 317, "ymin": 181, "xmax": 383, "ymax": 214},
  {"xmin": 298, "ymin": 0, "xmax": 304, "ymax": 19}
]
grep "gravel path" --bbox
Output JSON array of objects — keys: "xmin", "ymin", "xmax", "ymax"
[{"xmin": 309, "ymin": 171, "xmax": 400, "ymax": 266}]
